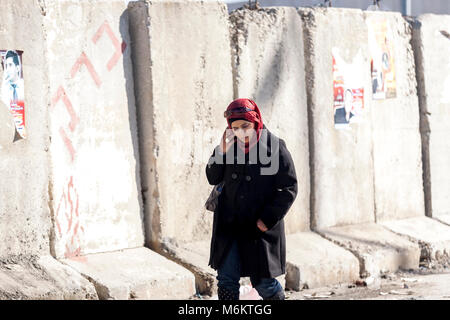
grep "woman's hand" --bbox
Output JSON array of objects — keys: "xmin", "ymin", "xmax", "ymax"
[
  {"xmin": 219, "ymin": 127, "xmax": 235, "ymax": 154},
  {"xmin": 256, "ymin": 219, "xmax": 268, "ymax": 232}
]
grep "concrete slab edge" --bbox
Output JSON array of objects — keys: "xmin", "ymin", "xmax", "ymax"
[
  {"xmin": 312, "ymin": 230, "xmax": 366, "ymax": 278},
  {"xmin": 0, "ymin": 255, "xmax": 98, "ymax": 300},
  {"xmin": 379, "ymin": 224, "xmax": 449, "ymax": 268},
  {"xmin": 158, "ymin": 240, "xmax": 216, "ymax": 296}
]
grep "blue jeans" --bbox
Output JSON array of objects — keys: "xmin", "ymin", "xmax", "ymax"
[{"xmin": 216, "ymin": 239, "xmax": 283, "ymax": 299}]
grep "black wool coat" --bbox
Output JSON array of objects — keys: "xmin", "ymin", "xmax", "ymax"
[{"xmin": 205, "ymin": 125, "xmax": 298, "ymax": 279}]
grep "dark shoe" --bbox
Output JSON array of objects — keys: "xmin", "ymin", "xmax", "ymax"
[
  {"xmin": 263, "ymin": 289, "xmax": 285, "ymax": 300},
  {"xmin": 218, "ymin": 287, "xmax": 240, "ymax": 300}
]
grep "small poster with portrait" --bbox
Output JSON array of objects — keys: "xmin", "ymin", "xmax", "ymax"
[
  {"xmin": 367, "ymin": 18, "xmax": 397, "ymax": 100},
  {"xmin": 1, "ymin": 50, "xmax": 26, "ymax": 139},
  {"xmin": 332, "ymin": 48, "xmax": 365, "ymax": 130}
]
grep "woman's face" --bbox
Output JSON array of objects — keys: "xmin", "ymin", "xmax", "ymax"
[{"xmin": 230, "ymin": 119, "xmax": 255, "ymax": 143}]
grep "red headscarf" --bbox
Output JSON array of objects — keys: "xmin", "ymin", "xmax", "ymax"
[{"xmin": 224, "ymin": 98, "xmax": 264, "ymax": 154}]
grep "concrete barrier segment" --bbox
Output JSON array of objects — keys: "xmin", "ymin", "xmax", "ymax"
[
  {"xmin": 61, "ymin": 247, "xmax": 196, "ymax": 299},
  {"xmin": 160, "ymin": 239, "xmax": 217, "ymax": 296},
  {"xmin": 411, "ymin": 14, "xmax": 450, "ymax": 223},
  {"xmin": 127, "ymin": 0, "xmax": 233, "ymax": 249},
  {"xmin": 364, "ymin": 10, "xmax": 424, "ymax": 222},
  {"xmin": 316, "ymin": 223, "xmax": 421, "ymax": 278},
  {"xmin": 285, "ymin": 232, "xmax": 360, "ymax": 290},
  {"xmin": 0, "ymin": 255, "xmax": 98, "ymax": 300},
  {"xmin": 381, "ymin": 217, "xmax": 450, "ymax": 268},
  {"xmin": 299, "ymin": 7, "xmax": 376, "ymax": 230},
  {"xmin": 0, "ymin": 0, "xmax": 52, "ymax": 260},
  {"xmin": 127, "ymin": 0, "xmax": 234, "ymax": 294},
  {"xmin": 229, "ymin": 6, "xmax": 310, "ymax": 234},
  {"xmin": 44, "ymin": 0, "xmax": 144, "ymax": 258},
  {"xmin": 299, "ymin": 7, "xmax": 423, "ymax": 279},
  {"xmin": 370, "ymin": 13, "xmax": 450, "ymax": 270}
]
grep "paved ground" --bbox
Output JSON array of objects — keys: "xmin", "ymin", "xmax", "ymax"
[
  {"xmin": 192, "ymin": 266, "xmax": 450, "ymax": 300},
  {"xmin": 285, "ymin": 268, "xmax": 450, "ymax": 300}
]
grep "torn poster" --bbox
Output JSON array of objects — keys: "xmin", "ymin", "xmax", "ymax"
[
  {"xmin": 367, "ymin": 18, "xmax": 397, "ymax": 100},
  {"xmin": 332, "ymin": 47, "xmax": 365, "ymax": 130},
  {"xmin": 1, "ymin": 50, "xmax": 26, "ymax": 139}
]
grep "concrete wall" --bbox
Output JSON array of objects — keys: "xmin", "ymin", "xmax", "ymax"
[
  {"xmin": 0, "ymin": 0, "xmax": 52, "ymax": 259},
  {"xmin": 412, "ymin": 14, "xmax": 450, "ymax": 219},
  {"xmin": 44, "ymin": 0, "xmax": 144, "ymax": 259},
  {"xmin": 0, "ymin": 0, "xmax": 99, "ymax": 299},
  {"xmin": 225, "ymin": 0, "xmax": 450, "ymax": 16},
  {"xmin": 128, "ymin": 0, "xmax": 233, "ymax": 249},
  {"xmin": 366, "ymin": 11, "xmax": 424, "ymax": 222},
  {"xmin": 300, "ymin": 8, "xmax": 376, "ymax": 229},
  {"xmin": 1, "ymin": 0, "xmax": 450, "ymax": 299},
  {"xmin": 229, "ymin": 7, "xmax": 310, "ymax": 233},
  {"xmin": 301, "ymin": 7, "xmax": 426, "ymax": 229}
]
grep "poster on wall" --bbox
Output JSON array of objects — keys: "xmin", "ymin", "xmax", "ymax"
[
  {"xmin": 332, "ymin": 48, "xmax": 365, "ymax": 130},
  {"xmin": 367, "ymin": 18, "xmax": 397, "ymax": 100},
  {"xmin": 1, "ymin": 50, "xmax": 26, "ymax": 139}
]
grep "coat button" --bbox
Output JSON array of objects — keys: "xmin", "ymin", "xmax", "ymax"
[
  {"xmin": 245, "ymin": 175, "xmax": 251, "ymax": 181},
  {"xmin": 231, "ymin": 173, "xmax": 237, "ymax": 179}
]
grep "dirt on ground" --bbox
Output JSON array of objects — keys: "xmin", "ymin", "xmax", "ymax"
[
  {"xmin": 285, "ymin": 267, "xmax": 450, "ymax": 300},
  {"xmin": 192, "ymin": 265, "xmax": 450, "ymax": 300}
]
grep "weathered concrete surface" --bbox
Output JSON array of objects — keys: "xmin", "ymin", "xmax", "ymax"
[
  {"xmin": 161, "ymin": 240, "xmax": 217, "ymax": 295},
  {"xmin": 0, "ymin": 1, "xmax": 96, "ymax": 298},
  {"xmin": 230, "ymin": 7, "xmax": 310, "ymax": 233},
  {"xmin": 316, "ymin": 223, "xmax": 420, "ymax": 277},
  {"xmin": 0, "ymin": 0, "xmax": 52, "ymax": 259},
  {"xmin": 128, "ymin": 0, "xmax": 233, "ymax": 293},
  {"xmin": 411, "ymin": 14, "xmax": 450, "ymax": 222},
  {"xmin": 365, "ymin": 11, "xmax": 424, "ymax": 222},
  {"xmin": 300, "ymin": 8, "xmax": 375, "ymax": 229},
  {"xmin": 61, "ymin": 247, "xmax": 196, "ymax": 299},
  {"xmin": 0, "ymin": 255, "xmax": 97, "ymax": 300},
  {"xmin": 381, "ymin": 217, "xmax": 450, "ymax": 266},
  {"xmin": 44, "ymin": 0, "xmax": 144, "ymax": 258},
  {"xmin": 285, "ymin": 232, "xmax": 360, "ymax": 290},
  {"xmin": 300, "ymin": 7, "xmax": 424, "ymax": 279},
  {"xmin": 128, "ymin": 0, "xmax": 233, "ymax": 248}
]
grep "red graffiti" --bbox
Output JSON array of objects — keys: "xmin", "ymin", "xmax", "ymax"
[
  {"xmin": 92, "ymin": 20, "xmax": 127, "ymax": 71},
  {"xmin": 51, "ymin": 86, "xmax": 79, "ymax": 162},
  {"xmin": 55, "ymin": 176, "xmax": 83, "ymax": 259},
  {"xmin": 51, "ymin": 20, "xmax": 126, "ymax": 259},
  {"xmin": 59, "ymin": 127, "xmax": 75, "ymax": 162},
  {"xmin": 70, "ymin": 51, "xmax": 102, "ymax": 88},
  {"xmin": 51, "ymin": 86, "xmax": 79, "ymax": 132},
  {"xmin": 51, "ymin": 20, "xmax": 125, "ymax": 161}
]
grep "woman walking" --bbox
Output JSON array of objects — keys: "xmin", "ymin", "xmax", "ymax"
[{"xmin": 205, "ymin": 98, "xmax": 298, "ymax": 300}]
